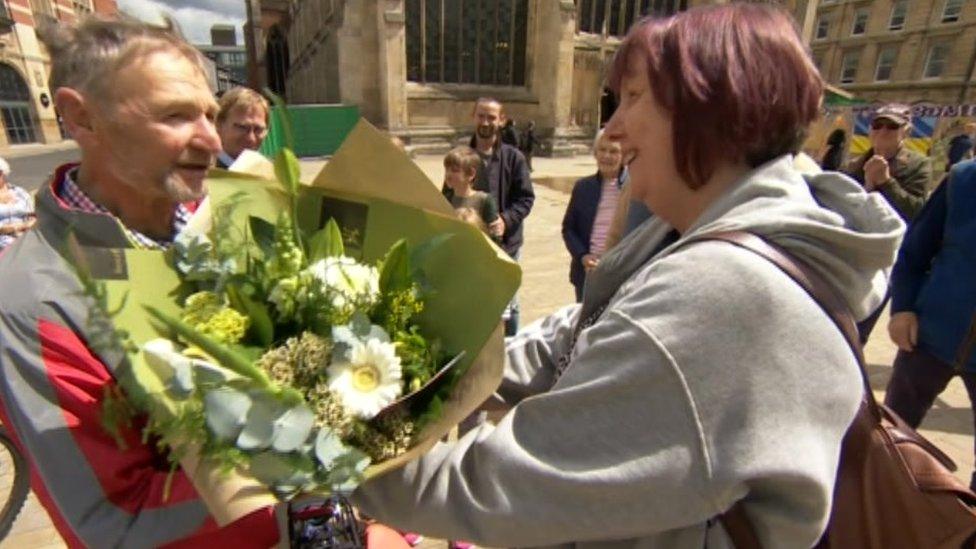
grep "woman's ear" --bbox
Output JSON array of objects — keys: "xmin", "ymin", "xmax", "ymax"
[{"xmin": 54, "ymin": 87, "xmax": 94, "ymax": 144}]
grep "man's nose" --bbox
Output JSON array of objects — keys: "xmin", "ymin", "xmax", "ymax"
[{"xmin": 194, "ymin": 116, "xmax": 222, "ymax": 154}]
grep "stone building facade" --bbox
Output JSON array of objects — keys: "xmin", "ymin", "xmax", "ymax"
[
  {"xmin": 0, "ymin": 0, "xmax": 116, "ymax": 149},
  {"xmin": 245, "ymin": 0, "xmax": 721, "ymax": 155},
  {"xmin": 811, "ymin": 0, "xmax": 976, "ymax": 105}
]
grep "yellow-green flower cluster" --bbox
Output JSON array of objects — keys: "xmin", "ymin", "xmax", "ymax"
[
  {"xmin": 347, "ymin": 410, "xmax": 416, "ymax": 462},
  {"xmin": 266, "ymin": 214, "xmax": 305, "ymax": 281},
  {"xmin": 180, "ymin": 291, "xmax": 249, "ymax": 345}
]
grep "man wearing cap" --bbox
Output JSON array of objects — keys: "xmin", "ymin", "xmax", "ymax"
[
  {"xmin": 845, "ymin": 104, "xmax": 933, "ymax": 342},
  {"xmin": 215, "ymin": 86, "xmax": 270, "ymax": 169},
  {"xmin": 0, "ymin": 17, "xmax": 280, "ymax": 547},
  {"xmin": 844, "ymin": 103, "xmax": 932, "ymax": 222}
]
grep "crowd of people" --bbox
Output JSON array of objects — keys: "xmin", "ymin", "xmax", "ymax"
[{"xmin": 0, "ymin": 3, "xmax": 974, "ymax": 548}]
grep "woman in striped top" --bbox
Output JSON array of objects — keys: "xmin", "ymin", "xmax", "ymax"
[{"xmin": 561, "ymin": 130, "xmax": 625, "ymax": 302}]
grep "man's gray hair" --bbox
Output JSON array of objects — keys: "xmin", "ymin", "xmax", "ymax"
[{"xmin": 39, "ymin": 15, "xmax": 209, "ymax": 101}]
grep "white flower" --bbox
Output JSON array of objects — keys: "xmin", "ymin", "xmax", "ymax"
[
  {"xmin": 306, "ymin": 256, "xmax": 380, "ymax": 310},
  {"xmin": 326, "ymin": 338, "xmax": 403, "ymax": 419}
]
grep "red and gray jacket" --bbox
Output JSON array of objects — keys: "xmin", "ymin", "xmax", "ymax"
[{"xmin": 0, "ymin": 164, "xmax": 279, "ymax": 548}]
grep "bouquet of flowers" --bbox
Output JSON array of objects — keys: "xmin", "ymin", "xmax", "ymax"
[{"xmin": 89, "ymin": 120, "xmax": 518, "ymax": 523}]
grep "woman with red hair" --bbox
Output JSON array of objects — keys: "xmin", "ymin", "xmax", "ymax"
[{"xmin": 353, "ymin": 4, "xmax": 904, "ymax": 546}]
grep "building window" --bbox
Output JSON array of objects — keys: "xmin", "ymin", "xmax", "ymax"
[
  {"xmin": 840, "ymin": 51, "xmax": 859, "ymax": 84},
  {"xmin": 406, "ymin": 0, "xmax": 529, "ymax": 86},
  {"xmin": 942, "ymin": 0, "xmax": 963, "ymax": 23},
  {"xmin": 875, "ymin": 46, "xmax": 897, "ymax": 81},
  {"xmin": 72, "ymin": 0, "xmax": 92, "ymax": 15},
  {"xmin": 577, "ymin": 0, "xmax": 683, "ymax": 36},
  {"xmin": 889, "ymin": 0, "xmax": 908, "ymax": 30},
  {"xmin": 851, "ymin": 8, "xmax": 869, "ymax": 35},
  {"xmin": 815, "ymin": 16, "xmax": 830, "ymax": 40},
  {"xmin": 923, "ymin": 43, "xmax": 949, "ymax": 78},
  {"xmin": 29, "ymin": 0, "xmax": 54, "ymax": 18}
]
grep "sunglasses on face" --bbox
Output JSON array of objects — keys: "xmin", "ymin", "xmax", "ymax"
[{"xmin": 871, "ymin": 120, "xmax": 904, "ymax": 131}]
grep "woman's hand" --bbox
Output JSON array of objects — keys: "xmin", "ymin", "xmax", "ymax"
[
  {"xmin": 582, "ymin": 254, "xmax": 600, "ymax": 271},
  {"xmin": 888, "ymin": 311, "xmax": 918, "ymax": 352}
]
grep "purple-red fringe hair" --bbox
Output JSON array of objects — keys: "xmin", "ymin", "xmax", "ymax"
[{"xmin": 608, "ymin": 3, "xmax": 823, "ymax": 188}]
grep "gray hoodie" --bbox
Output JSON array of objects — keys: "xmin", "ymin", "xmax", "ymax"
[{"xmin": 353, "ymin": 156, "xmax": 905, "ymax": 548}]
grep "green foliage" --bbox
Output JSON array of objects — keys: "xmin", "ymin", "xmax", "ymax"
[
  {"xmin": 248, "ymin": 216, "xmax": 277, "ymax": 259},
  {"xmin": 378, "ymin": 239, "xmax": 411, "ymax": 294},
  {"xmin": 226, "ymin": 284, "xmax": 274, "ymax": 347},
  {"xmin": 307, "ymin": 219, "xmax": 345, "ymax": 262},
  {"xmin": 146, "ymin": 305, "xmax": 273, "ymax": 390}
]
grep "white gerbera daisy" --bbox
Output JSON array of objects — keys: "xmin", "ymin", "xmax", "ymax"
[{"xmin": 326, "ymin": 338, "xmax": 403, "ymax": 419}]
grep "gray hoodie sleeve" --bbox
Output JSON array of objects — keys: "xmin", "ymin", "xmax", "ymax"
[
  {"xmin": 352, "ymin": 243, "xmax": 859, "ymax": 548},
  {"xmin": 495, "ymin": 304, "xmax": 579, "ymax": 405},
  {"xmin": 353, "ymin": 303, "xmax": 720, "ymax": 547}
]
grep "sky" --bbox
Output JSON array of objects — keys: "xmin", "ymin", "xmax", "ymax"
[{"xmin": 116, "ymin": 0, "xmax": 246, "ymax": 45}]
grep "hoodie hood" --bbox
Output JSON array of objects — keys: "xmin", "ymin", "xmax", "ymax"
[{"xmin": 589, "ymin": 155, "xmax": 905, "ymax": 321}]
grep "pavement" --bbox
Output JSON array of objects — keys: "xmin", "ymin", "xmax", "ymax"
[{"xmin": 0, "ymin": 143, "xmax": 972, "ymax": 548}]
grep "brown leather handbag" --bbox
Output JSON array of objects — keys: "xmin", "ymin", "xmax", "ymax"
[{"xmin": 705, "ymin": 232, "xmax": 976, "ymax": 549}]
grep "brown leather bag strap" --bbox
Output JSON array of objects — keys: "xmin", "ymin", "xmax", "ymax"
[
  {"xmin": 697, "ymin": 232, "xmax": 880, "ymax": 421},
  {"xmin": 693, "ymin": 231, "xmax": 879, "ymax": 549}
]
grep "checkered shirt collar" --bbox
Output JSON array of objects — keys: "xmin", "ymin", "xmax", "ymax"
[{"xmin": 57, "ymin": 168, "xmax": 191, "ymax": 250}]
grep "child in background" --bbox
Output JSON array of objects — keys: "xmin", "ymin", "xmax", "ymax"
[{"xmin": 442, "ymin": 146, "xmax": 503, "ymax": 242}]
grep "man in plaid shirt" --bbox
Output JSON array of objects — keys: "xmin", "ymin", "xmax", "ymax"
[{"xmin": 0, "ymin": 17, "xmax": 280, "ymax": 547}]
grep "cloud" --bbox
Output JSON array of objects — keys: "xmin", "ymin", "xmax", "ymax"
[{"xmin": 117, "ymin": 0, "xmax": 245, "ymax": 45}]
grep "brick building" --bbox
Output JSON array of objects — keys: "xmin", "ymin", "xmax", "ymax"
[{"xmin": 0, "ymin": 0, "xmax": 117, "ymax": 149}]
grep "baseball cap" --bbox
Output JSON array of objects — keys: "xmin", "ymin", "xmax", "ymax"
[{"xmin": 872, "ymin": 103, "xmax": 911, "ymax": 126}]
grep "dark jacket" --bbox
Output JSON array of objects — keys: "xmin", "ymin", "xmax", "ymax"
[
  {"xmin": 843, "ymin": 145, "xmax": 931, "ymax": 221},
  {"xmin": 468, "ymin": 137, "xmax": 535, "ymax": 257},
  {"xmin": 562, "ymin": 172, "xmax": 625, "ymax": 293},
  {"xmin": 891, "ymin": 159, "xmax": 976, "ymax": 371}
]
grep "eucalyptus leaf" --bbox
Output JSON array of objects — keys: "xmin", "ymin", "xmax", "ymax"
[
  {"xmin": 249, "ymin": 451, "xmax": 294, "ymax": 486},
  {"xmin": 327, "ymin": 449, "xmax": 371, "ymax": 491},
  {"xmin": 349, "ymin": 312, "xmax": 371, "ymax": 338},
  {"xmin": 250, "ymin": 451, "xmax": 316, "ymax": 494},
  {"xmin": 378, "ymin": 239, "xmax": 411, "ymax": 293},
  {"xmin": 272, "ymin": 404, "xmax": 314, "ymax": 453},
  {"xmin": 191, "ymin": 359, "xmax": 234, "ymax": 387},
  {"xmin": 314, "ymin": 428, "xmax": 348, "ymax": 470},
  {"xmin": 307, "ymin": 219, "xmax": 345, "ymax": 261},
  {"xmin": 237, "ymin": 395, "xmax": 283, "ymax": 450},
  {"xmin": 204, "ymin": 387, "xmax": 252, "ymax": 441},
  {"xmin": 168, "ymin": 357, "xmax": 195, "ymax": 398},
  {"xmin": 142, "ymin": 339, "xmax": 194, "ymax": 398},
  {"xmin": 367, "ymin": 324, "xmax": 391, "ymax": 344}
]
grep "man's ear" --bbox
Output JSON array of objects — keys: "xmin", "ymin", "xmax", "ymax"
[{"xmin": 54, "ymin": 87, "xmax": 95, "ymax": 143}]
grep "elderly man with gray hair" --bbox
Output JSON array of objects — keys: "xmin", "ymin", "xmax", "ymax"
[
  {"xmin": 0, "ymin": 17, "xmax": 280, "ymax": 547},
  {"xmin": 0, "ymin": 157, "xmax": 35, "ymax": 251}
]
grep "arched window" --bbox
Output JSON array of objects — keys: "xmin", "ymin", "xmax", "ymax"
[
  {"xmin": 406, "ymin": 0, "xmax": 528, "ymax": 86},
  {"xmin": 266, "ymin": 25, "xmax": 289, "ymax": 98},
  {"xmin": 0, "ymin": 64, "xmax": 36, "ymax": 144}
]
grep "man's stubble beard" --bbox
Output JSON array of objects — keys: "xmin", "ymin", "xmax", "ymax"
[
  {"xmin": 477, "ymin": 125, "xmax": 496, "ymax": 140},
  {"xmin": 164, "ymin": 172, "xmax": 207, "ymax": 203}
]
